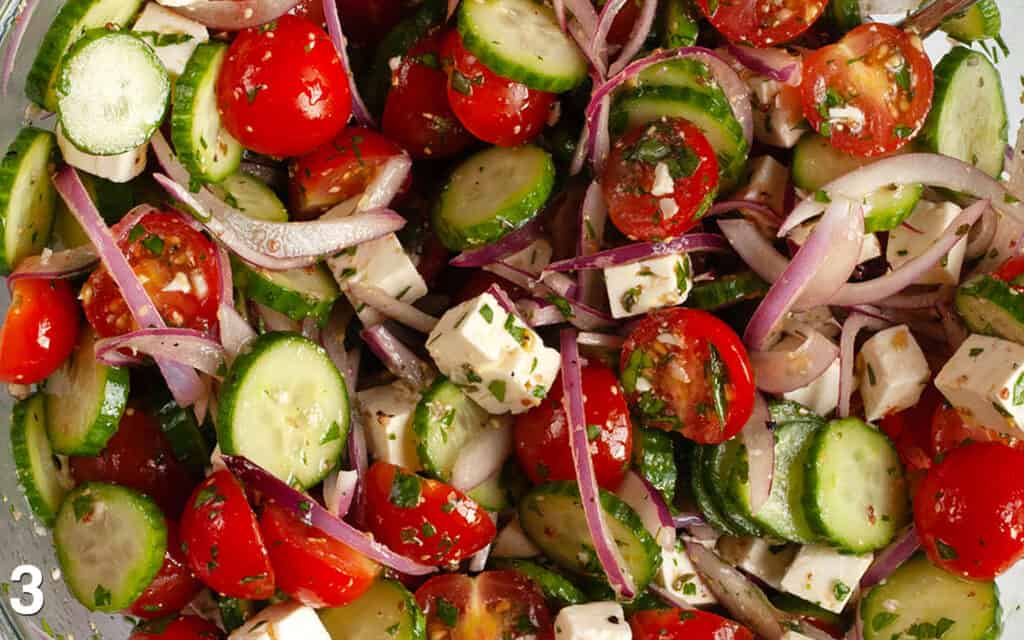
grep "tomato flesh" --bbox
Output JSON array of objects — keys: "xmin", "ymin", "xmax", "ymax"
[
  {"xmin": 130, "ymin": 616, "xmax": 222, "ymax": 640},
  {"xmin": 602, "ymin": 118, "xmax": 719, "ymax": 241},
  {"xmin": 620, "ymin": 308, "xmax": 755, "ymax": 444},
  {"xmin": 415, "ymin": 571, "xmax": 554, "ymax": 640},
  {"xmin": 130, "ymin": 521, "xmax": 203, "ymax": 619},
  {"xmin": 630, "ymin": 608, "xmax": 754, "ymax": 640},
  {"xmin": 914, "ymin": 441, "xmax": 1024, "ymax": 580},
  {"xmin": 695, "ymin": 0, "xmax": 826, "ymax": 47},
  {"xmin": 217, "ymin": 15, "xmax": 351, "ymax": 158},
  {"xmin": 180, "ymin": 470, "xmax": 275, "ymax": 599},
  {"xmin": 515, "ymin": 363, "xmax": 633, "ymax": 490},
  {"xmin": 0, "ymin": 278, "xmax": 80, "ymax": 384},
  {"xmin": 880, "ymin": 386, "xmax": 943, "ymax": 473},
  {"xmin": 364, "ymin": 462, "xmax": 496, "ymax": 565},
  {"xmin": 801, "ymin": 23, "xmax": 934, "ymax": 158}
]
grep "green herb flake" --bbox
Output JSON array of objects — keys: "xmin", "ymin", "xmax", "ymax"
[
  {"xmin": 389, "ymin": 470, "xmax": 422, "ymax": 509},
  {"xmin": 814, "ymin": 190, "xmax": 831, "ymax": 203},
  {"xmin": 142, "ymin": 234, "xmax": 165, "ymax": 256},
  {"xmin": 488, "ymin": 380, "xmax": 507, "ymax": 402},
  {"xmin": 872, "ymin": 612, "xmax": 899, "ymax": 631},
  {"xmin": 436, "ymin": 598, "xmax": 459, "ymax": 628},
  {"xmin": 936, "ymin": 539, "xmax": 959, "ymax": 560},
  {"xmin": 93, "ymin": 584, "xmax": 112, "ymax": 608},
  {"xmin": 706, "ymin": 344, "xmax": 731, "ymax": 425},
  {"xmin": 621, "ymin": 286, "xmax": 643, "ymax": 313},
  {"xmin": 832, "ymin": 580, "xmax": 850, "ymax": 601},
  {"xmin": 479, "ymin": 304, "xmax": 494, "ymax": 323}
]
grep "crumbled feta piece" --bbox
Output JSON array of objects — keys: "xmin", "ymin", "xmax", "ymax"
[
  {"xmin": 656, "ymin": 542, "xmax": 717, "ymax": 606},
  {"xmin": 659, "ymin": 197, "xmax": 679, "ymax": 220},
  {"xmin": 329, "ymin": 233, "xmax": 428, "ymax": 327},
  {"xmin": 229, "ymin": 601, "xmax": 330, "ymax": 640},
  {"xmin": 779, "ymin": 544, "xmax": 873, "ymax": 614},
  {"xmin": 783, "ymin": 354, "xmax": 841, "ymax": 417},
  {"xmin": 789, "ymin": 222, "xmax": 881, "ymax": 265},
  {"xmin": 717, "ymin": 536, "xmax": 798, "ymax": 590},
  {"xmin": 605, "ymin": 254, "xmax": 693, "ymax": 319},
  {"xmin": 357, "ymin": 381, "xmax": 421, "ymax": 469},
  {"xmin": 161, "ymin": 271, "xmax": 192, "ymax": 294},
  {"xmin": 856, "ymin": 325, "xmax": 930, "ymax": 422},
  {"xmin": 56, "ymin": 125, "xmax": 146, "ymax": 184},
  {"xmin": 554, "ymin": 602, "xmax": 631, "ymax": 640},
  {"xmin": 886, "ymin": 201, "xmax": 967, "ymax": 286},
  {"xmin": 935, "ymin": 334, "xmax": 1024, "ymax": 439},
  {"xmin": 133, "ymin": 2, "xmax": 209, "ymax": 76},
  {"xmin": 504, "ymin": 238, "xmax": 553, "ymax": 276},
  {"xmin": 750, "ymin": 80, "xmax": 807, "ymax": 148},
  {"xmin": 650, "ymin": 162, "xmax": 675, "ymax": 196}
]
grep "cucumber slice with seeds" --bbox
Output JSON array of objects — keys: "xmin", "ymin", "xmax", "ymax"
[
  {"xmin": 233, "ymin": 259, "xmax": 340, "ymax": 325},
  {"xmin": 54, "ymin": 482, "xmax": 167, "ymax": 612},
  {"xmin": 941, "ymin": 0, "xmax": 1001, "ymax": 43},
  {"xmin": 211, "ymin": 172, "xmax": 289, "ymax": 222},
  {"xmin": 171, "ymin": 41, "xmax": 243, "ymax": 183},
  {"xmin": 318, "ymin": 579, "xmax": 426, "ymax": 640},
  {"xmin": 955, "ymin": 273, "xmax": 1024, "ymax": 345},
  {"xmin": 0, "ymin": 127, "xmax": 57, "ymax": 273},
  {"xmin": 11, "ymin": 393, "xmax": 70, "ymax": 526}
]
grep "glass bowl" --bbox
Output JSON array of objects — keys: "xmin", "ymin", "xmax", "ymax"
[{"xmin": 0, "ymin": 2, "xmax": 1022, "ymax": 639}]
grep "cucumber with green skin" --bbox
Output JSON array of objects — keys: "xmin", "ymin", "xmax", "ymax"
[
  {"xmin": 362, "ymin": 0, "xmax": 446, "ymax": 115},
  {"xmin": 11, "ymin": 393, "xmax": 69, "ymax": 526},
  {"xmin": 941, "ymin": 0, "xmax": 1001, "ymax": 43},
  {"xmin": 827, "ymin": 0, "xmax": 862, "ymax": 34},
  {"xmin": 318, "ymin": 579, "xmax": 427, "ymax": 640},
  {"xmin": 662, "ymin": 0, "xmax": 700, "ymax": 48},
  {"xmin": 0, "ymin": 127, "xmax": 57, "ymax": 274},
  {"xmin": 151, "ymin": 393, "xmax": 210, "ymax": 476},
  {"xmin": 690, "ymin": 445, "xmax": 743, "ymax": 536},
  {"xmin": 491, "ymin": 558, "xmax": 588, "ymax": 606},
  {"xmin": 632, "ymin": 427, "xmax": 677, "ymax": 508},
  {"xmin": 233, "ymin": 259, "xmax": 340, "ymax": 326},
  {"xmin": 688, "ymin": 272, "xmax": 770, "ymax": 311},
  {"xmin": 704, "ymin": 440, "xmax": 763, "ymax": 537},
  {"xmin": 218, "ymin": 597, "xmax": 257, "ymax": 633},
  {"xmin": 211, "ymin": 172, "xmax": 289, "ymax": 223},
  {"xmin": 955, "ymin": 274, "xmax": 1024, "ymax": 345}
]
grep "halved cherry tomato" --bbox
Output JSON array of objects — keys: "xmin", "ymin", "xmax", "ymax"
[
  {"xmin": 630, "ymin": 608, "xmax": 753, "ymax": 640},
  {"xmin": 259, "ymin": 501, "xmax": 380, "ymax": 608},
  {"xmin": 596, "ymin": 0, "xmax": 642, "ymax": 48},
  {"xmin": 0, "ymin": 279, "xmax": 79, "ymax": 384},
  {"xmin": 441, "ymin": 31, "xmax": 556, "ymax": 147},
  {"xmin": 288, "ymin": 0, "xmax": 325, "ymax": 24},
  {"xmin": 915, "ymin": 441, "xmax": 1024, "ymax": 580},
  {"xmin": 382, "ymin": 30, "xmax": 475, "ymax": 159},
  {"xmin": 695, "ymin": 0, "xmax": 826, "ymax": 47},
  {"xmin": 801, "ymin": 23, "xmax": 934, "ymax": 158},
  {"xmin": 930, "ymin": 402, "xmax": 1024, "ymax": 458},
  {"xmin": 620, "ymin": 308, "xmax": 755, "ymax": 444},
  {"xmin": 415, "ymin": 571, "xmax": 554, "ymax": 640},
  {"xmin": 217, "ymin": 15, "xmax": 351, "ymax": 157},
  {"xmin": 82, "ymin": 210, "xmax": 221, "ymax": 338},
  {"xmin": 515, "ymin": 363, "xmax": 633, "ymax": 490},
  {"xmin": 130, "ymin": 616, "xmax": 222, "ymax": 640},
  {"xmin": 364, "ymin": 462, "xmax": 496, "ymax": 565},
  {"xmin": 70, "ymin": 407, "xmax": 198, "ymax": 518},
  {"xmin": 289, "ymin": 126, "xmax": 406, "ymax": 217},
  {"xmin": 602, "ymin": 118, "xmax": 719, "ymax": 241},
  {"xmin": 993, "ymin": 255, "xmax": 1024, "ymax": 289},
  {"xmin": 130, "ymin": 521, "xmax": 202, "ymax": 619},
  {"xmin": 180, "ymin": 470, "xmax": 275, "ymax": 599},
  {"xmin": 880, "ymin": 386, "xmax": 943, "ymax": 472}
]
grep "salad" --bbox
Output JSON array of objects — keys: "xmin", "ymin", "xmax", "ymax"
[{"xmin": 0, "ymin": 0, "xmax": 1021, "ymax": 639}]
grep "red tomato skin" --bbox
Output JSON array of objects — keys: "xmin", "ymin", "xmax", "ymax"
[
  {"xmin": 994, "ymin": 255, "xmax": 1024, "ymax": 289},
  {"xmin": 914, "ymin": 442, "xmax": 1024, "ymax": 580},
  {"xmin": 217, "ymin": 15, "xmax": 351, "ymax": 158},
  {"xmin": 880, "ymin": 386, "xmax": 943, "ymax": 472},
  {"xmin": 364, "ymin": 463, "xmax": 496, "ymax": 565},
  {"xmin": 70, "ymin": 407, "xmax": 198, "ymax": 518},
  {"xmin": 602, "ymin": 118, "xmax": 719, "ymax": 241},
  {"xmin": 130, "ymin": 616, "xmax": 222, "ymax": 640},
  {"xmin": 416, "ymin": 571, "xmax": 554, "ymax": 640},
  {"xmin": 0, "ymin": 278, "xmax": 80, "ymax": 384},
  {"xmin": 259, "ymin": 502, "xmax": 380, "ymax": 608},
  {"xmin": 289, "ymin": 126, "xmax": 405, "ymax": 217},
  {"xmin": 129, "ymin": 522, "xmax": 203, "ymax": 619},
  {"xmin": 800, "ymin": 23, "xmax": 934, "ymax": 158},
  {"xmin": 382, "ymin": 30, "xmax": 475, "ymax": 159},
  {"xmin": 180, "ymin": 471, "xmax": 276, "ymax": 599},
  {"xmin": 620, "ymin": 308, "xmax": 755, "ymax": 444},
  {"xmin": 82, "ymin": 210, "xmax": 221, "ymax": 339},
  {"xmin": 515, "ymin": 363, "xmax": 634, "ymax": 490},
  {"xmin": 630, "ymin": 608, "xmax": 754, "ymax": 640},
  {"xmin": 441, "ymin": 31, "xmax": 555, "ymax": 147},
  {"xmin": 694, "ymin": 0, "xmax": 827, "ymax": 47},
  {"xmin": 288, "ymin": 0, "xmax": 326, "ymax": 24}
]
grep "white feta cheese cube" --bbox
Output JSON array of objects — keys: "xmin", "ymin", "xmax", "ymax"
[
  {"xmin": 329, "ymin": 233, "xmax": 428, "ymax": 327},
  {"xmin": 467, "ymin": 339, "xmax": 560, "ymax": 415},
  {"xmin": 656, "ymin": 542, "xmax": 717, "ymax": 606},
  {"xmin": 779, "ymin": 544, "xmax": 873, "ymax": 614},
  {"xmin": 716, "ymin": 536, "xmax": 798, "ymax": 590},
  {"xmin": 492, "ymin": 517, "xmax": 540, "ymax": 558},
  {"xmin": 504, "ymin": 238, "xmax": 553, "ymax": 276},
  {"xmin": 750, "ymin": 79, "xmax": 807, "ymax": 148},
  {"xmin": 555, "ymin": 602, "xmax": 631, "ymax": 640},
  {"xmin": 789, "ymin": 222, "xmax": 881, "ymax": 265},
  {"xmin": 133, "ymin": 2, "xmax": 209, "ymax": 76},
  {"xmin": 783, "ymin": 356, "xmax": 841, "ymax": 417},
  {"xmin": 856, "ymin": 324, "xmax": 930, "ymax": 422},
  {"xmin": 229, "ymin": 601, "xmax": 330, "ymax": 640},
  {"xmin": 426, "ymin": 293, "xmax": 523, "ymax": 380},
  {"xmin": 886, "ymin": 201, "xmax": 967, "ymax": 286},
  {"xmin": 605, "ymin": 253, "xmax": 692, "ymax": 319},
  {"xmin": 56, "ymin": 126, "xmax": 146, "ymax": 184},
  {"xmin": 974, "ymin": 209, "xmax": 1024, "ymax": 275},
  {"xmin": 356, "ymin": 381, "xmax": 420, "ymax": 469},
  {"xmin": 735, "ymin": 155, "xmax": 789, "ymax": 217},
  {"xmin": 935, "ymin": 334, "xmax": 1024, "ymax": 438}
]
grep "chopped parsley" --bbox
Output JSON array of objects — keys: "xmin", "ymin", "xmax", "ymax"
[{"xmin": 388, "ymin": 470, "xmax": 421, "ymax": 509}]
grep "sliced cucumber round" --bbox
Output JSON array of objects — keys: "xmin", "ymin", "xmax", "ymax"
[
  {"xmin": 211, "ymin": 172, "xmax": 289, "ymax": 222},
  {"xmin": 11, "ymin": 393, "xmax": 69, "ymax": 526},
  {"xmin": 492, "ymin": 558, "xmax": 588, "ymax": 606},
  {"xmin": 632, "ymin": 427, "xmax": 677, "ymax": 508},
  {"xmin": 217, "ymin": 332, "xmax": 349, "ymax": 489},
  {"xmin": 804, "ymin": 418, "xmax": 909, "ymax": 553},
  {"xmin": 152, "ymin": 394, "xmax": 209, "ymax": 476},
  {"xmin": 26, "ymin": 0, "xmax": 146, "ymax": 111},
  {"xmin": 941, "ymin": 0, "xmax": 1001, "ymax": 43},
  {"xmin": 690, "ymin": 445, "xmax": 742, "ymax": 536},
  {"xmin": 922, "ymin": 47, "xmax": 1007, "ymax": 179},
  {"xmin": 955, "ymin": 274, "xmax": 1024, "ymax": 345},
  {"xmin": 57, "ymin": 29, "xmax": 170, "ymax": 156},
  {"xmin": 45, "ymin": 329, "xmax": 131, "ymax": 456},
  {"xmin": 688, "ymin": 271, "xmax": 769, "ymax": 311},
  {"xmin": 636, "ymin": 58, "xmax": 717, "ymax": 94},
  {"xmin": 318, "ymin": 579, "xmax": 426, "ymax": 640},
  {"xmin": 433, "ymin": 145, "xmax": 554, "ymax": 251},
  {"xmin": 54, "ymin": 482, "xmax": 167, "ymax": 612},
  {"xmin": 234, "ymin": 259, "xmax": 340, "ymax": 325},
  {"xmin": 662, "ymin": 0, "xmax": 700, "ymax": 49},
  {"xmin": 0, "ymin": 127, "xmax": 57, "ymax": 273},
  {"xmin": 457, "ymin": 0, "xmax": 587, "ymax": 93},
  {"xmin": 705, "ymin": 440, "xmax": 763, "ymax": 537},
  {"xmin": 171, "ymin": 41, "xmax": 243, "ymax": 183},
  {"xmin": 518, "ymin": 481, "xmax": 662, "ymax": 592},
  {"xmin": 861, "ymin": 554, "xmax": 1000, "ymax": 640}
]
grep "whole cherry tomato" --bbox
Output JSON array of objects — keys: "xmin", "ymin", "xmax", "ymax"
[
  {"xmin": 694, "ymin": 0, "xmax": 827, "ymax": 47},
  {"xmin": 129, "ymin": 521, "xmax": 203, "ymax": 619},
  {"xmin": 0, "ymin": 278, "xmax": 79, "ymax": 384},
  {"xmin": 416, "ymin": 571, "xmax": 554, "ymax": 640},
  {"xmin": 130, "ymin": 616, "xmax": 222, "ymax": 640},
  {"xmin": 630, "ymin": 609, "xmax": 753, "ymax": 640}
]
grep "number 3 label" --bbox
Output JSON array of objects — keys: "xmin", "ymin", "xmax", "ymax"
[{"xmin": 9, "ymin": 565, "xmax": 43, "ymax": 615}]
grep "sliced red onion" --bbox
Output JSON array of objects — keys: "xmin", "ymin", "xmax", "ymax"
[
  {"xmin": 345, "ymin": 282, "xmax": 438, "ymax": 334},
  {"xmin": 447, "ymin": 0, "xmax": 461, "ymax": 19},
  {"xmin": 749, "ymin": 330, "xmax": 838, "ymax": 394},
  {"xmin": 361, "ymin": 324, "xmax": 435, "ymax": 390},
  {"xmin": 797, "ymin": 621, "xmax": 841, "ymax": 640},
  {"xmin": 223, "ymin": 455, "xmax": 436, "ymax": 574},
  {"xmin": 591, "ymin": 95, "xmax": 612, "ymax": 172},
  {"xmin": 321, "ymin": 303, "xmax": 352, "ymax": 382},
  {"xmin": 492, "ymin": 518, "xmax": 541, "ymax": 558},
  {"xmin": 615, "ymin": 471, "xmax": 676, "ymax": 550},
  {"xmin": 256, "ymin": 303, "xmax": 301, "ymax": 333},
  {"xmin": 516, "ymin": 298, "xmax": 567, "ymax": 327},
  {"xmin": 592, "ymin": 0, "xmax": 628, "ymax": 70},
  {"xmin": 571, "ymin": 21, "xmax": 607, "ymax": 77},
  {"xmin": 561, "ymin": 0, "xmax": 599, "ymax": 36},
  {"xmin": 301, "ymin": 317, "xmax": 321, "ymax": 342},
  {"xmin": 744, "ymin": 199, "xmax": 863, "ymax": 351},
  {"xmin": 451, "ymin": 423, "xmax": 512, "ymax": 493},
  {"xmin": 577, "ymin": 332, "xmax": 625, "ymax": 349},
  {"xmin": 1, "ymin": 0, "xmax": 40, "ymax": 96},
  {"xmin": 577, "ymin": 181, "xmax": 608, "ymax": 307},
  {"xmin": 326, "ymin": 154, "xmax": 412, "ymax": 217},
  {"xmin": 860, "ymin": 526, "xmax": 919, "ymax": 590},
  {"xmin": 965, "ymin": 206, "xmax": 997, "ymax": 260},
  {"xmin": 685, "ymin": 540, "xmax": 788, "ymax": 640},
  {"xmin": 727, "ymin": 43, "xmax": 802, "ymax": 86},
  {"xmin": 718, "ymin": 219, "xmax": 789, "ymax": 283},
  {"xmin": 217, "ymin": 248, "xmax": 233, "ymax": 307},
  {"xmin": 938, "ymin": 302, "xmax": 968, "ymax": 351},
  {"xmin": 485, "ymin": 263, "xmax": 615, "ymax": 331},
  {"xmin": 238, "ymin": 161, "xmax": 287, "ymax": 190},
  {"xmin": 561, "ymin": 329, "xmax": 636, "ymax": 598},
  {"xmin": 157, "ymin": 0, "xmax": 303, "ymax": 29},
  {"xmin": 901, "ymin": 0, "xmax": 979, "ymax": 35},
  {"xmin": 838, "ymin": 310, "xmax": 891, "ymax": 418},
  {"xmin": 218, "ymin": 305, "xmax": 257, "ymax": 361},
  {"xmin": 467, "ymin": 515, "xmax": 496, "ymax": 572},
  {"xmin": 53, "ymin": 168, "xmax": 205, "ymax": 407},
  {"xmin": 545, "ymin": 233, "xmax": 730, "ymax": 273},
  {"xmin": 846, "ymin": 610, "xmax": 865, "ymax": 640},
  {"xmin": 323, "ymin": 469, "xmax": 359, "ymax": 518},
  {"xmin": 7, "ymin": 245, "xmax": 98, "ymax": 287},
  {"xmin": 607, "ymin": 0, "xmax": 657, "ymax": 76},
  {"xmin": 323, "ymin": 0, "xmax": 375, "ymax": 127},
  {"xmin": 95, "ymin": 329, "xmax": 226, "ymax": 377},
  {"xmin": 708, "ymin": 200, "xmax": 782, "ymax": 229},
  {"xmin": 484, "ymin": 283, "xmax": 531, "ymax": 328},
  {"xmin": 649, "ymin": 583, "xmax": 697, "ymax": 610},
  {"xmin": 741, "ymin": 393, "xmax": 774, "ymax": 514},
  {"xmin": 450, "ymin": 219, "xmax": 542, "ymax": 268}
]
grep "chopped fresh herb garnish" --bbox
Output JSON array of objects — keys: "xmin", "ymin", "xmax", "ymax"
[
  {"xmin": 936, "ymin": 539, "xmax": 959, "ymax": 560},
  {"xmin": 93, "ymin": 584, "xmax": 112, "ymax": 608},
  {"xmin": 872, "ymin": 612, "xmax": 899, "ymax": 631},
  {"xmin": 479, "ymin": 304, "xmax": 494, "ymax": 323},
  {"xmin": 706, "ymin": 344, "xmax": 731, "ymax": 425},
  {"xmin": 389, "ymin": 470, "xmax": 421, "ymax": 509},
  {"xmin": 436, "ymin": 597, "xmax": 459, "ymax": 628},
  {"xmin": 488, "ymin": 380, "xmax": 507, "ymax": 402}
]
